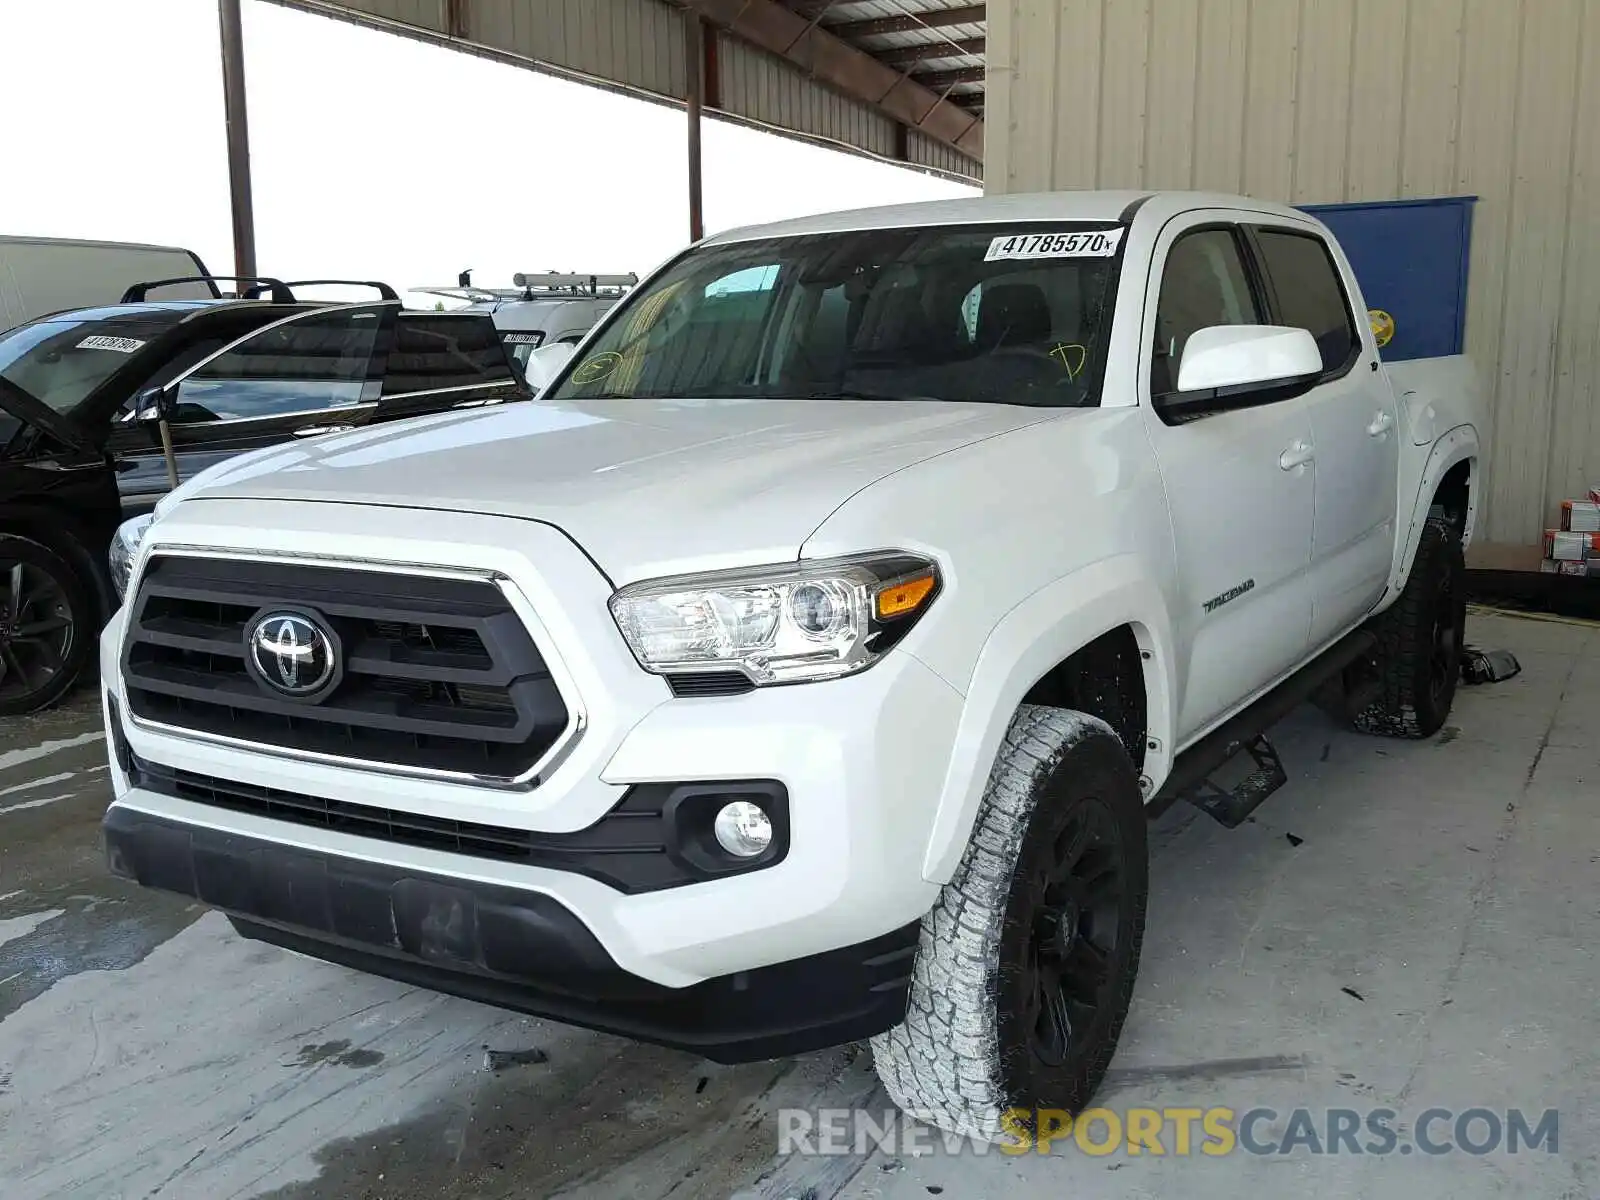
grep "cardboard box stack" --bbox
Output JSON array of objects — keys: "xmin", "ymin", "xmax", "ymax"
[{"xmin": 1541, "ymin": 487, "xmax": 1600, "ymax": 576}]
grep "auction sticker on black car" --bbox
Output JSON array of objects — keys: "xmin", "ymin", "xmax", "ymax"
[
  {"xmin": 76, "ymin": 335, "xmax": 146, "ymax": 353},
  {"xmin": 984, "ymin": 229, "xmax": 1124, "ymax": 261}
]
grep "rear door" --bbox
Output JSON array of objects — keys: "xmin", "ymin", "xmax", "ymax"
[
  {"xmin": 373, "ymin": 311, "xmax": 525, "ymax": 422},
  {"xmin": 1139, "ymin": 215, "xmax": 1317, "ymax": 741},
  {"xmin": 1247, "ymin": 223, "xmax": 1398, "ymax": 646},
  {"xmin": 107, "ymin": 303, "xmax": 392, "ymax": 514}
]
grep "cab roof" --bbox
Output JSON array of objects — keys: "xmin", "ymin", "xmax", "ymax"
[{"xmin": 703, "ymin": 190, "xmax": 1317, "ymax": 246}]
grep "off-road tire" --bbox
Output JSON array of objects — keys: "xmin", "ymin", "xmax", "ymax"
[
  {"xmin": 871, "ymin": 706, "xmax": 1148, "ymax": 1141},
  {"xmin": 1351, "ymin": 518, "xmax": 1466, "ymax": 739},
  {"xmin": 0, "ymin": 533, "xmax": 94, "ymax": 716}
]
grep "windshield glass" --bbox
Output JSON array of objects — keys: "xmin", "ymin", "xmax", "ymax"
[
  {"xmin": 0, "ymin": 307, "xmax": 190, "ymax": 414},
  {"xmin": 549, "ymin": 223, "xmax": 1124, "ymax": 408}
]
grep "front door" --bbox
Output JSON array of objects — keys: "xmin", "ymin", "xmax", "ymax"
[
  {"xmin": 1248, "ymin": 224, "xmax": 1400, "ymax": 647},
  {"xmin": 105, "ymin": 303, "xmax": 392, "ymax": 514},
  {"xmin": 1139, "ymin": 217, "xmax": 1317, "ymax": 742}
]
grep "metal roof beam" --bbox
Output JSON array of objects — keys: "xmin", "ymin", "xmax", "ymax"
[
  {"xmin": 874, "ymin": 36, "xmax": 985, "ymax": 66},
  {"xmin": 679, "ymin": 0, "xmax": 982, "ymax": 159},
  {"xmin": 910, "ymin": 65, "xmax": 985, "ymax": 89},
  {"xmin": 829, "ymin": 4, "xmax": 985, "ymax": 39}
]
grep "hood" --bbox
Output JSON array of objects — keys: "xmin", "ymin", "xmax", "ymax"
[{"xmin": 180, "ymin": 396, "xmax": 1055, "ymax": 581}]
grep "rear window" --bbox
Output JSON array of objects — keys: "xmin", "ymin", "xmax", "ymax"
[
  {"xmin": 1253, "ymin": 229, "xmax": 1359, "ymax": 373},
  {"xmin": 385, "ymin": 314, "xmax": 517, "ymax": 395}
]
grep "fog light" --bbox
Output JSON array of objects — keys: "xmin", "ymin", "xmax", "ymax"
[{"xmin": 713, "ymin": 800, "xmax": 773, "ymax": 858}]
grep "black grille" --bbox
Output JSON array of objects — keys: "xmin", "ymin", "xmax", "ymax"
[
  {"xmin": 122, "ymin": 556, "xmax": 570, "ymax": 781},
  {"xmin": 129, "ymin": 756, "xmax": 780, "ymax": 894}
]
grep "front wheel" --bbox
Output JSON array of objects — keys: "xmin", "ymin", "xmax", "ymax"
[
  {"xmin": 870, "ymin": 706, "xmax": 1148, "ymax": 1141},
  {"xmin": 0, "ymin": 534, "xmax": 94, "ymax": 716}
]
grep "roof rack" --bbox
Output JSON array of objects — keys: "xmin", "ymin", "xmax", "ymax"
[
  {"xmin": 121, "ymin": 274, "xmax": 295, "ymax": 303},
  {"xmin": 512, "ymin": 272, "xmax": 638, "ymax": 294},
  {"xmin": 242, "ymin": 278, "xmax": 400, "ymax": 302},
  {"xmin": 412, "ymin": 286, "xmax": 527, "ymax": 304},
  {"xmin": 412, "ymin": 273, "xmax": 639, "ymax": 305}
]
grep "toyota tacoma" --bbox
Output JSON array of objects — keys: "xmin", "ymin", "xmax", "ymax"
[{"xmin": 99, "ymin": 191, "xmax": 1480, "ymax": 1138}]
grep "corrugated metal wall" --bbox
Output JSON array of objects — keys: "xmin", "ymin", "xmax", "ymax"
[
  {"xmin": 989, "ymin": 0, "xmax": 1600, "ymax": 547},
  {"xmin": 274, "ymin": 0, "xmax": 982, "ymax": 182}
]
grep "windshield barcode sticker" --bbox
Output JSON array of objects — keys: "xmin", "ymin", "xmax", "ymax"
[
  {"xmin": 502, "ymin": 332, "xmax": 544, "ymax": 345},
  {"xmin": 984, "ymin": 229, "xmax": 1124, "ymax": 261},
  {"xmin": 76, "ymin": 335, "xmax": 145, "ymax": 353}
]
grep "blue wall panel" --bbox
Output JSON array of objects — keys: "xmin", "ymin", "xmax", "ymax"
[{"xmin": 1298, "ymin": 197, "xmax": 1476, "ymax": 362}]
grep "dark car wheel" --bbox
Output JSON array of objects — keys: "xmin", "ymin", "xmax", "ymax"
[
  {"xmin": 0, "ymin": 534, "xmax": 94, "ymax": 716},
  {"xmin": 872, "ymin": 706, "xmax": 1148, "ymax": 1141}
]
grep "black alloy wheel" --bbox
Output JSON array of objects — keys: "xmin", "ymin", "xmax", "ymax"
[
  {"xmin": 0, "ymin": 535, "xmax": 94, "ymax": 716},
  {"xmin": 1025, "ymin": 796, "xmax": 1129, "ymax": 1069}
]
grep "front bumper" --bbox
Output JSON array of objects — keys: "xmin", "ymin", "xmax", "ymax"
[
  {"xmin": 103, "ymin": 805, "xmax": 919, "ymax": 1062},
  {"xmin": 102, "ymin": 499, "xmax": 963, "ymax": 1010}
]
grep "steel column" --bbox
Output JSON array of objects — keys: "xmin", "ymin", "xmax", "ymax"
[
  {"xmin": 218, "ymin": 0, "xmax": 258, "ymax": 279},
  {"xmin": 686, "ymin": 9, "xmax": 705, "ymax": 242}
]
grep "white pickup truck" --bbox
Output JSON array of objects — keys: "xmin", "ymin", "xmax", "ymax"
[{"xmin": 99, "ymin": 191, "xmax": 1479, "ymax": 1140}]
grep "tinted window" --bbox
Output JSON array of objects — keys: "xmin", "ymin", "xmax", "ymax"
[
  {"xmin": 551, "ymin": 225, "xmax": 1123, "ymax": 408},
  {"xmin": 385, "ymin": 313, "xmax": 517, "ymax": 395},
  {"xmin": 1151, "ymin": 228, "xmax": 1261, "ymax": 395},
  {"xmin": 172, "ymin": 305, "xmax": 384, "ymax": 423},
  {"xmin": 1254, "ymin": 229, "xmax": 1358, "ymax": 373},
  {"xmin": 0, "ymin": 307, "xmax": 191, "ymax": 414}
]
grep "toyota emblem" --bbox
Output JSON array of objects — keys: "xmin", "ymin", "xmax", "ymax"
[{"xmin": 245, "ymin": 611, "xmax": 338, "ymax": 698}]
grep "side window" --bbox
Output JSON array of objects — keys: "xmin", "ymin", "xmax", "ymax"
[
  {"xmin": 384, "ymin": 314, "xmax": 516, "ymax": 396},
  {"xmin": 1253, "ymin": 229, "xmax": 1359, "ymax": 374},
  {"xmin": 961, "ymin": 283, "xmax": 982, "ymax": 341},
  {"xmin": 1150, "ymin": 228, "xmax": 1261, "ymax": 395},
  {"xmin": 172, "ymin": 305, "xmax": 384, "ymax": 423}
]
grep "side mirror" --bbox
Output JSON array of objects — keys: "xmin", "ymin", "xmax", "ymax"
[
  {"xmin": 1157, "ymin": 325, "xmax": 1323, "ymax": 422},
  {"xmin": 130, "ymin": 386, "xmax": 174, "ymax": 423},
  {"xmin": 521, "ymin": 341, "xmax": 577, "ymax": 395}
]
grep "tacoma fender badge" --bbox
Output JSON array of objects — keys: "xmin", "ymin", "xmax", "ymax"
[{"xmin": 1203, "ymin": 578, "xmax": 1255, "ymax": 614}]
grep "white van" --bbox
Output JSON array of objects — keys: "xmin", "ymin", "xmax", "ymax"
[
  {"xmin": 0, "ymin": 236, "xmax": 217, "ymax": 331},
  {"xmin": 412, "ymin": 272, "xmax": 636, "ymax": 380}
]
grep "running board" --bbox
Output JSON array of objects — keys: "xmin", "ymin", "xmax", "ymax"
[
  {"xmin": 1149, "ymin": 629, "xmax": 1378, "ymax": 825},
  {"xmin": 1183, "ymin": 735, "xmax": 1287, "ymax": 828}
]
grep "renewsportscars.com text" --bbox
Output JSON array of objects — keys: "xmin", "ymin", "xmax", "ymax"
[{"xmin": 777, "ymin": 1106, "xmax": 1560, "ymax": 1158}]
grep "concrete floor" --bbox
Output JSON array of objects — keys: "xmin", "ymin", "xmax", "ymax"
[{"xmin": 0, "ymin": 609, "xmax": 1594, "ymax": 1199}]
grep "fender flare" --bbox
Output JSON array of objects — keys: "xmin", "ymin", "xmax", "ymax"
[
  {"xmin": 919, "ymin": 554, "xmax": 1177, "ymax": 884},
  {"xmin": 1388, "ymin": 423, "xmax": 1478, "ymax": 597}
]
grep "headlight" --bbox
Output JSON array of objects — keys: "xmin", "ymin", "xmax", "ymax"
[
  {"xmin": 609, "ymin": 552, "xmax": 940, "ymax": 685},
  {"xmin": 108, "ymin": 514, "xmax": 155, "ymax": 603}
]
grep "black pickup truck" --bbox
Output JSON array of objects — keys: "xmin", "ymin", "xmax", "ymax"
[{"xmin": 0, "ymin": 276, "xmax": 527, "ymax": 715}]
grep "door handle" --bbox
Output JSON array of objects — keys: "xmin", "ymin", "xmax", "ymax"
[
  {"xmin": 293, "ymin": 424, "xmax": 356, "ymax": 438},
  {"xmin": 1279, "ymin": 440, "xmax": 1315, "ymax": 471},
  {"xmin": 1367, "ymin": 411, "xmax": 1396, "ymax": 437}
]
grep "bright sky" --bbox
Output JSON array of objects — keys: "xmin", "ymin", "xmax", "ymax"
[{"xmin": 0, "ymin": 0, "xmax": 976, "ymax": 301}]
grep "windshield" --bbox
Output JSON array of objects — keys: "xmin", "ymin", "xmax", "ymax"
[
  {"xmin": 549, "ymin": 223, "xmax": 1124, "ymax": 408},
  {"xmin": 0, "ymin": 307, "xmax": 190, "ymax": 414}
]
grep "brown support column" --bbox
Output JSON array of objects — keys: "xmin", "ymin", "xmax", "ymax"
[
  {"xmin": 217, "ymin": 0, "xmax": 257, "ymax": 279},
  {"xmin": 686, "ymin": 9, "xmax": 705, "ymax": 243}
]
